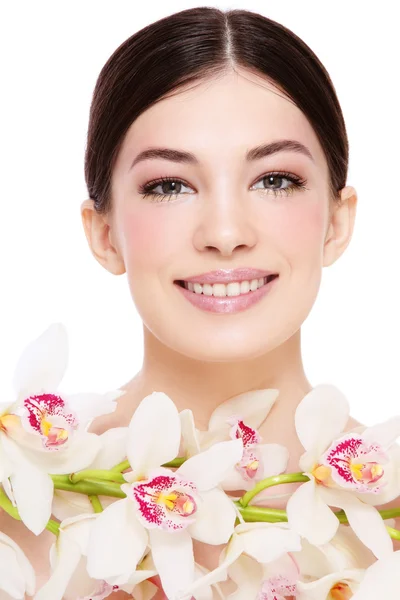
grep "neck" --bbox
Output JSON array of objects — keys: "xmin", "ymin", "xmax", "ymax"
[{"xmin": 122, "ymin": 326, "xmax": 312, "ymax": 431}]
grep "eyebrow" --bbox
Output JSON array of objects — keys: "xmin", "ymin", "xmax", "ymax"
[{"xmin": 129, "ymin": 139, "xmax": 314, "ymax": 170}]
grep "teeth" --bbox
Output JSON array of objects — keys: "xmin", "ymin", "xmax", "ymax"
[{"xmin": 185, "ymin": 277, "xmax": 268, "ymax": 297}]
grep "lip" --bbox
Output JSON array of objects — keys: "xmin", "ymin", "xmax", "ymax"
[
  {"xmin": 174, "ymin": 275, "xmax": 279, "ymax": 314},
  {"xmin": 176, "ymin": 268, "xmax": 277, "ymax": 285}
]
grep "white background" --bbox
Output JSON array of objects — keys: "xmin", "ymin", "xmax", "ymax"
[{"xmin": 0, "ymin": 1, "xmax": 398, "ymax": 425}]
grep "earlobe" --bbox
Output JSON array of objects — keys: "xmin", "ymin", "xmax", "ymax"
[
  {"xmin": 80, "ymin": 198, "xmax": 126, "ymax": 275},
  {"xmin": 323, "ymin": 186, "xmax": 358, "ymax": 268}
]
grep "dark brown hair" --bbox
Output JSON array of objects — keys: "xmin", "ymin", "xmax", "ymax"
[{"xmin": 84, "ymin": 6, "xmax": 349, "ymax": 215}]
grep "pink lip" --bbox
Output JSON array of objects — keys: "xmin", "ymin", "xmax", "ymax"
[
  {"xmin": 177, "ymin": 268, "xmax": 277, "ymax": 284},
  {"xmin": 174, "ymin": 275, "xmax": 279, "ymax": 314}
]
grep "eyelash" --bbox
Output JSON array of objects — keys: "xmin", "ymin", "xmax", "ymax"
[{"xmin": 138, "ymin": 171, "xmax": 308, "ymax": 203}]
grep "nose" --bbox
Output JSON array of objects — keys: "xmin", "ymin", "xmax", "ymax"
[{"xmin": 192, "ymin": 195, "xmax": 258, "ymax": 257}]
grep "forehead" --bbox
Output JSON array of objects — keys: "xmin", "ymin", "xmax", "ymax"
[{"xmin": 118, "ymin": 69, "xmax": 327, "ymax": 172}]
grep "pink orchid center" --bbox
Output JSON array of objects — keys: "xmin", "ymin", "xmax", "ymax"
[
  {"xmin": 237, "ymin": 447, "xmax": 261, "ymax": 480},
  {"xmin": 228, "ymin": 416, "xmax": 262, "ymax": 447},
  {"xmin": 22, "ymin": 394, "xmax": 78, "ymax": 450},
  {"xmin": 319, "ymin": 434, "xmax": 388, "ymax": 493},
  {"xmin": 155, "ymin": 489, "xmax": 197, "ymax": 516},
  {"xmin": 329, "ymin": 582, "xmax": 353, "ymax": 600},
  {"xmin": 257, "ymin": 575, "xmax": 297, "ymax": 600},
  {"xmin": 228, "ymin": 416, "xmax": 262, "ymax": 480},
  {"xmin": 130, "ymin": 472, "xmax": 199, "ymax": 531}
]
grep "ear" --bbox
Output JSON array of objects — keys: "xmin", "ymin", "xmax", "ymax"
[
  {"xmin": 323, "ymin": 185, "xmax": 358, "ymax": 268},
  {"xmin": 80, "ymin": 199, "xmax": 126, "ymax": 275}
]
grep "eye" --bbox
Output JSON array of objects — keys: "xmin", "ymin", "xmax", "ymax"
[
  {"xmin": 138, "ymin": 176, "xmax": 194, "ymax": 202},
  {"xmin": 251, "ymin": 171, "xmax": 308, "ymax": 197},
  {"xmin": 138, "ymin": 171, "xmax": 308, "ymax": 203}
]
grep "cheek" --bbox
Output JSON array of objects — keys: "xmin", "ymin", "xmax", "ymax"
[
  {"xmin": 120, "ymin": 208, "xmax": 178, "ymax": 271},
  {"xmin": 269, "ymin": 200, "xmax": 327, "ymax": 263}
]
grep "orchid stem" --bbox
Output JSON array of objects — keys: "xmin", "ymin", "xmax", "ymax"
[
  {"xmin": 111, "ymin": 459, "xmax": 130, "ymax": 472},
  {"xmin": 240, "ymin": 473, "xmax": 310, "ymax": 507},
  {"xmin": 89, "ymin": 495, "xmax": 103, "ymax": 513},
  {"xmin": 51, "ymin": 475, "xmax": 126, "ymax": 498},
  {"xmin": 69, "ymin": 469, "xmax": 125, "ymax": 484}
]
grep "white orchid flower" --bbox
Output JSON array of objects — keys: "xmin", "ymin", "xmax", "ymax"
[
  {"xmin": 176, "ymin": 521, "xmax": 301, "ymax": 600},
  {"xmin": 0, "ymin": 323, "xmax": 125, "ymax": 535},
  {"xmin": 52, "ymin": 426, "xmax": 129, "ymax": 521},
  {"xmin": 0, "ymin": 530, "xmax": 36, "ymax": 599},
  {"xmin": 180, "ymin": 388, "xmax": 289, "ymax": 491},
  {"xmin": 287, "ymin": 384, "xmax": 400, "ymax": 559},
  {"xmin": 34, "ymin": 512, "xmax": 157, "ymax": 600},
  {"xmin": 87, "ymin": 391, "xmax": 243, "ymax": 600}
]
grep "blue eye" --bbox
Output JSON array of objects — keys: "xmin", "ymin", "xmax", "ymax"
[{"xmin": 138, "ymin": 172, "xmax": 308, "ymax": 203}]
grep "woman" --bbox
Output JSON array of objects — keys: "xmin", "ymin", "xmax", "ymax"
[
  {"xmin": 2, "ymin": 6, "xmax": 394, "ymax": 599},
  {"xmin": 78, "ymin": 5, "xmax": 362, "ymax": 599}
]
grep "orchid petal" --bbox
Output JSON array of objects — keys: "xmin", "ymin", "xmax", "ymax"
[
  {"xmin": 220, "ymin": 466, "xmax": 250, "ymax": 491},
  {"xmin": 90, "ymin": 427, "xmax": 129, "ymax": 469},
  {"xmin": 34, "ymin": 533, "xmax": 82, "ymax": 600},
  {"xmin": 258, "ymin": 443, "xmax": 289, "ymax": 478},
  {"xmin": 178, "ymin": 536, "xmax": 242, "ymax": 600},
  {"xmin": 25, "ymin": 432, "xmax": 102, "ymax": 474},
  {"xmin": 351, "ymin": 550, "xmax": 400, "ymax": 599},
  {"xmin": 10, "ymin": 466, "xmax": 54, "ymax": 535},
  {"xmin": 0, "ymin": 532, "xmax": 35, "ymax": 597},
  {"xmin": 127, "ymin": 392, "xmax": 181, "ymax": 476},
  {"xmin": 52, "ymin": 490, "xmax": 101, "ymax": 521},
  {"xmin": 238, "ymin": 523, "xmax": 302, "ymax": 563},
  {"xmin": 188, "ymin": 488, "xmax": 237, "ymax": 544},
  {"xmin": 227, "ymin": 554, "xmax": 263, "ymax": 600},
  {"xmin": 286, "ymin": 478, "xmax": 339, "ymax": 545},
  {"xmin": 319, "ymin": 487, "xmax": 393, "ymax": 560},
  {"xmin": 87, "ymin": 498, "xmax": 148, "ymax": 580},
  {"xmin": 149, "ymin": 527, "xmax": 194, "ymax": 600},
  {"xmin": 177, "ymin": 439, "xmax": 243, "ymax": 491},
  {"xmin": 208, "ymin": 389, "xmax": 279, "ymax": 434},
  {"xmin": 12, "ymin": 323, "xmax": 68, "ymax": 400},
  {"xmin": 0, "ymin": 540, "xmax": 31, "ymax": 598},
  {"xmin": 295, "ymin": 384, "xmax": 349, "ymax": 455},
  {"xmin": 66, "ymin": 390, "xmax": 125, "ymax": 430},
  {"xmin": 2, "ymin": 435, "xmax": 54, "ymax": 534},
  {"xmin": 362, "ymin": 417, "xmax": 400, "ymax": 449},
  {"xmin": 180, "ymin": 409, "xmax": 201, "ymax": 457}
]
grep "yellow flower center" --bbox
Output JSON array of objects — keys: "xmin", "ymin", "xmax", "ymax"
[
  {"xmin": 312, "ymin": 464, "xmax": 332, "ymax": 484},
  {"xmin": 155, "ymin": 490, "xmax": 196, "ymax": 516},
  {"xmin": 0, "ymin": 413, "xmax": 21, "ymax": 433},
  {"xmin": 330, "ymin": 582, "xmax": 353, "ymax": 599}
]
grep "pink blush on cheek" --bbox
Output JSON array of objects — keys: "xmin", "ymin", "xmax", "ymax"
[
  {"xmin": 120, "ymin": 209, "xmax": 177, "ymax": 266},
  {"xmin": 269, "ymin": 201, "xmax": 327, "ymax": 254}
]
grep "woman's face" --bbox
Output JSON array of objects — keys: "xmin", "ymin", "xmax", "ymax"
[{"xmin": 106, "ymin": 69, "xmax": 349, "ymax": 361}]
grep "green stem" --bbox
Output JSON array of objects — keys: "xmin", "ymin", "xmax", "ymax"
[
  {"xmin": 69, "ymin": 469, "xmax": 125, "ymax": 484},
  {"xmin": 51, "ymin": 475, "xmax": 126, "ymax": 498},
  {"xmin": 240, "ymin": 473, "xmax": 310, "ymax": 507},
  {"xmin": 45, "ymin": 519, "xmax": 60, "ymax": 535},
  {"xmin": 0, "ymin": 487, "xmax": 21, "ymax": 520},
  {"xmin": 89, "ymin": 495, "xmax": 103, "ymax": 513},
  {"xmin": 111, "ymin": 456, "xmax": 187, "ymax": 473},
  {"xmin": 162, "ymin": 457, "xmax": 187, "ymax": 468},
  {"xmin": 387, "ymin": 526, "xmax": 400, "ymax": 541},
  {"xmin": 111, "ymin": 459, "xmax": 130, "ymax": 472}
]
